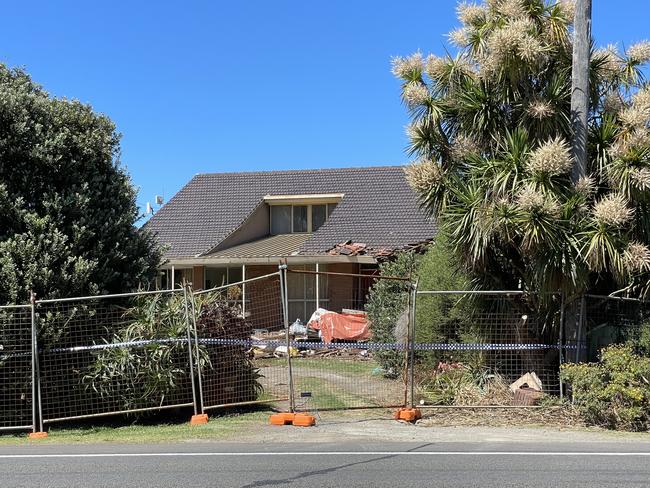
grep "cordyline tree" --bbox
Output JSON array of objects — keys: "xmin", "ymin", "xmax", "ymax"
[
  {"xmin": 0, "ymin": 64, "xmax": 161, "ymax": 304},
  {"xmin": 394, "ymin": 0, "xmax": 650, "ymax": 299}
]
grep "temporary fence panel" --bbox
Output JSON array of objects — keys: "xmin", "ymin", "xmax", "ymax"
[
  {"xmin": 579, "ymin": 294, "xmax": 650, "ymax": 361},
  {"xmin": 36, "ymin": 290, "xmax": 196, "ymax": 424},
  {"xmin": 192, "ymin": 272, "xmax": 291, "ymax": 412},
  {"xmin": 0, "ymin": 304, "xmax": 33, "ymax": 431},
  {"xmin": 287, "ymin": 268, "xmax": 411, "ymax": 411},
  {"xmin": 412, "ymin": 291, "xmax": 563, "ymax": 407}
]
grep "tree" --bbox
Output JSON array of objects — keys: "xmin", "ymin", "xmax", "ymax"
[
  {"xmin": 0, "ymin": 64, "xmax": 161, "ymax": 303},
  {"xmin": 394, "ymin": 0, "xmax": 650, "ymax": 299}
]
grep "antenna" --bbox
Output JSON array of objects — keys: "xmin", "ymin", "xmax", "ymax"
[{"xmin": 155, "ymin": 195, "xmax": 164, "ymax": 205}]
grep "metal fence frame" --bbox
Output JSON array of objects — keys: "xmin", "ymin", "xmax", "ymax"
[
  {"xmin": 7, "ymin": 268, "xmax": 628, "ymax": 434},
  {"xmin": 33, "ymin": 287, "xmax": 198, "ymax": 428},
  {"xmin": 410, "ymin": 286, "xmax": 566, "ymax": 408}
]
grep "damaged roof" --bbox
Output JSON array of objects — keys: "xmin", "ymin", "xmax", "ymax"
[{"xmin": 145, "ymin": 166, "xmax": 437, "ymax": 259}]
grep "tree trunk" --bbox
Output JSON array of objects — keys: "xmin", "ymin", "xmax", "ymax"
[{"xmin": 570, "ymin": 0, "xmax": 592, "ymax": 183}]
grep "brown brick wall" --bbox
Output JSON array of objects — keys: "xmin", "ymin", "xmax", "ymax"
[
  {"xmin": 245, "ymin": 265, "xmax": 283, "ymax": 330},
  {"xmin": 325, "ymin": 263, "xmax": 360, "ymax": 312},
  {"xmin": 192, "ymin": 266, "xmax": 205, "ymax": 290}
]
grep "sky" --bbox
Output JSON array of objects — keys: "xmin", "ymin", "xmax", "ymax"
[{"xmin": 1, "ymin": 1, "xmax": 648, "ymax": 221}]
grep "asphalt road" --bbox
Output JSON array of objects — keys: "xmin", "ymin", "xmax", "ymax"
[{"xmin": 2, "ymin": 441, "xmax": 650, "ymax": 488}]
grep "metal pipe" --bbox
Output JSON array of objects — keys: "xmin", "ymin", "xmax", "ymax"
[
  {"xmin": 35, "ymin": 287, "xmax": 181, "ymax": 304},
  {"xmin": 0, "ymin": 304, "xmax": 30, "ymax": 310},
  {"xmin": 42, "ymin": 403, "xmax": 194, "ymax": 424},
  {"xmin": 202, "ymin": 398, "xmax": 291, "ymax": 411},
  {"xmin": 417, "ymin": 405, "xmax": 546, "ymax": 409},
  {"xmin": 30, "ymin": 291, "xmax": 38, "ymax": 434},
  {"xmin": 287, "ymin": 268, "xmax": 411, "ymax": 282},
  {"xmin": 417, "ymin": 290, "xmax": 526, "ymax": 296},
  {"xmin": 0, "ymin": 425, "xmax": 34, "ymax": 432},
  {"xmin": 189, "ymin": 289, "xmax": 205, "ymax": 414},
  {"xmin": 315, "ymin": 263, "xmax": 320, "ymax": 310},
  {"xmin": 559, "ymin": 292, "xmax": 565, "ymax": 400},
  {"xmin": 279, "ymin": 264, "xmax": 295, "ymax": 412},
  {"xmin": 409, "ymin": 281, "xmax": 418, "ymax": 408},
  {"xmin": 241, "ymin": 264, "xmax": 246, "ymax": 317},
  {"xmin": 182, "ymin": 283, "xmax": 199, "ymax": 416}
]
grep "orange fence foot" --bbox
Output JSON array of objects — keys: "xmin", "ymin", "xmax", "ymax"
[
  {"xmin": 292, "ymin": 413, "xmax": 316, "ymax": 427},
  {"xmin": 28, "ymin": 432, "xmax": 48, "ymax": 439},
  {"xmin": 269, "ymin": 412, "xmax": 295, "ymax": 425},
  {"xmin": 394, "ymin": 408, "xmax": 422, "ymax": 423},
  {"xmin": 190, "ymin": 414, "xmax": 209, "ymax": 425},
  {"xmin": 269, "ymin": 412, "xmax": 316, "ymax": 427}
]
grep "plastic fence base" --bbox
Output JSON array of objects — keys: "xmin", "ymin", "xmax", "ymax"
[
  {"xmin": 269, "ymin": 412, "xmax": 316, "ymax": 427},
  {"xmin": 28, "ymin": 432, "xmax": 48, "ymax": 439},
  {"xmin": 394, "ymin": 408, "xmax": 422, "ymax": 422},
  {"xmin": 190, "ymin": 414, "xmax": 209, "ymax": 425}
]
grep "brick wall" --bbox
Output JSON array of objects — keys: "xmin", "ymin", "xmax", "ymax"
[
  {"xmin": 325, "ymin": 263, "xmax": 360, "ymax": 312},
  {"xmin": 244, "ymin": 265, "xmax": 283, "ymax": 330}
]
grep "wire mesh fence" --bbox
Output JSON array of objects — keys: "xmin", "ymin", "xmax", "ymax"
[
  {"xmin": 285, "ymin": 268, "xmax": 410, "ymax": 411},
  {"xmin": 0, "ymin": 304, "xmax": 33, "ymax": 431},
  {"xmin": 35, "ymin": 290, "xmax": 196, "ymax": 424},
  {"xmin": 192, "ymin": 272, "xmax": 291, "ymax": 412},
  {"xmin": 412, "ymin": 291, "xmax": 563, "ymax": 407},
  {"xmin": 578, "ymin": 294, "xmax": 650, "ymax": 361},
  {"xmin": 1, "ymin": 266, "xmax": 616, "ymax": 433}
]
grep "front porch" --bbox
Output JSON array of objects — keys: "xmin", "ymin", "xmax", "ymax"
[{"xmin": 157, "ymin": 260, "xmax": 379, "ymax": 323}]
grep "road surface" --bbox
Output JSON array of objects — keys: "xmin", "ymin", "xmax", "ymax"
[{"xmin": 2, "ymin": 441, "xmax": 650, "ymax": 487}]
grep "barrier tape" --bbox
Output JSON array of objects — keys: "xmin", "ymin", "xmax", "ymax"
[{"xmin": 1, "ymin": 339, "xmax": 581, "ymax": 357}]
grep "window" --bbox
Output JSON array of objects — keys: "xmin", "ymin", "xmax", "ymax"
[
  {"xmin": 312, "ymin": 205, "xmax": 326, "ymax": 231},
  {"xmin": 292, "ymin": 205, "xmax": 308, "ymax": 233},
  {"xmin": 269, "ymin": 203, "xmax": 337, "ymax": 235},
  {"xmin": 205, "ymin": 266, "xmax": 243, "ymax": 289},
  {"xmin": 287, "ymin": 265, "xmax": 329, "ymax": 322},
  {"xmin": 271, "ymin": 206, "xmax": 292, "ymax": 234}
]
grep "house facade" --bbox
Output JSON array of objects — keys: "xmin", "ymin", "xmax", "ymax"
[{"xmin": 145, "ymin": 166, "xmax": 437, "ymax": 322}]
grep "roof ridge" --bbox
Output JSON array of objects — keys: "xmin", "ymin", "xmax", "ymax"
[{"xmin": 194, "ymin": 164, "xmax": 405, "ymax": 178}]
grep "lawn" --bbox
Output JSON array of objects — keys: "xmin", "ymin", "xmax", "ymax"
[{"xmin": 0, "ymin": 410, "xmax": 269, "ymax": 445}]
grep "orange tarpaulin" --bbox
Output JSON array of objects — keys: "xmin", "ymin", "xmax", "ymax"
[{"xmin": 308, "ymin": 311, "xmax": 370, "ymax": 343}]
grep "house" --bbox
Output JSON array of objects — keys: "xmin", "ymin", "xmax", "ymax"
[{"xmin": 145, "ymin": 166, "xmax": 437, "ymax": 323}]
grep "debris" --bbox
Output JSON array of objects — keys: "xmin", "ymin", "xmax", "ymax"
[
  {"xmin": 509, "ymin": 372, "xmax": 543, "ymax": 393},
  {"xmin": 512, "ymin": 387, "xmax": 544, "ymax": 406}
]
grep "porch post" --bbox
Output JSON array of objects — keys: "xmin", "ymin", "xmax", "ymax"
[
  {"xmin": 315, "ymin": 262, "xmax": 320, "ymax": 310},
  {"xmin": 171, "ymin": 266, "xmax": 175, "ymax": 290},
  {"xmin": 241, "ymin": 264, "xmax": 246, "ymax": 317}
]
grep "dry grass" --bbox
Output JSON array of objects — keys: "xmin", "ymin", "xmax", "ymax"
[{"xmin": 417, "ymin": 405, "xmax": 585, "ymax": 429}]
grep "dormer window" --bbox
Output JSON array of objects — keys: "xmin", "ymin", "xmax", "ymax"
[
  {"xmin": 270, "ymin": 203, "xmax": 335, "ymax": 234},
  {"xmin": 265, "ymin": 193, "xmax": 342, "ymax": 235}
]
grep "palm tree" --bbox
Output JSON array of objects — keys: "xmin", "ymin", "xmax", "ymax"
[{"xmin": 396, "ymin": 0, "xmax": 650, "ymax": 299}]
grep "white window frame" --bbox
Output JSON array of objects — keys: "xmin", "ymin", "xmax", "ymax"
[{"xmin": 269, "ymin": 203, "xmax": 335, "ymax": 235}]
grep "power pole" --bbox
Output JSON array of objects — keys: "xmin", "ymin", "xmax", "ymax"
[{"xmin": 570, "ymin": 0, "xmax": 592, "ymax": 183}]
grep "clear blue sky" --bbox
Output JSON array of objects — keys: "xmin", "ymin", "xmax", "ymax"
[{"xmin": 1, "ymin": 1, "xmax": 647, "ymax": 220}]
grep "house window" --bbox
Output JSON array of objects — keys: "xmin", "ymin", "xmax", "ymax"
[
  {"xmin": 205, "ymin": 266, "xmax": 243, "ymax": 289},
  {"xmin": 287, "ymin": 265, "xmax": 328, "ymax": 323},
  {"xmin": 270, "ymin": 203, "xmax": 337, "ymax": 235},
  {"xmin": 292, "ymin": 205, "xmax": 308, "ymax": 233}
]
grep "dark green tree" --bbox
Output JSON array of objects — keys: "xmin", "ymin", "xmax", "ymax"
[{"xmin": 0, "ymin": 64, "xmax": 161, "ymax": 303}]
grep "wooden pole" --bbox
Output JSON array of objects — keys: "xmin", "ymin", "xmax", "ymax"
[{"xmin": 570, "ymin": 0, "xmax": 592, "ymax": 183}]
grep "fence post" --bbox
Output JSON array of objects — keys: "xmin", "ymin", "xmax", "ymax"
[
  {"xmin": 278, "ymin": 264, "xmax": 295, "ymax": 412},
  {"xmin": 30, "ymin": 291, "xmax": 44, "ymax": 435},
  {"xmin": 409, "ymin": 281, "xmax": 418, "ymax": 409},
  {"xmin": 188, "ymin": 289, "xmax": 205, "ymax": 414},
  {"xmin": 558, "ymin": 292, "xmax": 565, "ymax": 400},
  {"xmin": 182, "ymin": 283, "xmax": 199, "ymax": 417}
]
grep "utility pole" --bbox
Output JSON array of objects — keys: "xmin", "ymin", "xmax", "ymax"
[{"xmin": 570, "ymin": 0, "xmax": 592, "ymax": 183}]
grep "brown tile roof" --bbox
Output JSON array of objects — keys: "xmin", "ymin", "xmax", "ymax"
[
  {"xmin": 145, "ymin": 166, "xmax": 437, "ymax": 259},
  {"xmin": 209, "ymin": 234, "xmax": 311, "ymax": 259}
]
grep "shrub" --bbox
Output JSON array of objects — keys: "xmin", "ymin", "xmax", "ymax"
[
  {"xmin": 561, "ymin": 344, "xmax": 650, "ymax": 431},
  {"xmin": 365, "ymin": 252, "xmax": 414, "ymax": 377}
]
